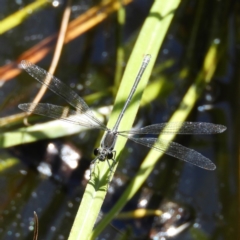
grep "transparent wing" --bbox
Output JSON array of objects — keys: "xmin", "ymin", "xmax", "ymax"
[
  {"xmin": 125, "ymin": 136, "xmax": 216, "ymax": 170},
  {"xmin": 21, "ymin": 60, "xmax": 105, "ymax": 128},
  {"xmin": 120, "ymin": 122, "xmax": 226, "ymax": 135},
  {"xmin": 18, "ymin": 103, "xmax": 108, "ymax": 130}
]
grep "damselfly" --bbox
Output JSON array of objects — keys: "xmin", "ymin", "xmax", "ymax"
[{"xmin": 18, "ymin": 55, "xmax": 226, "ymax": 171}]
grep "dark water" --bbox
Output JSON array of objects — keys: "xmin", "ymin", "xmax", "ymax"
[{"xmin": 0, "ymin": 0, "xmax": 238, "ymax": 239}]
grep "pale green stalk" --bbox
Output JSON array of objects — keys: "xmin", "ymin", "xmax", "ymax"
[{"xmin": 68, "ymin": 0, "xmax": 181, "ymax": 239}]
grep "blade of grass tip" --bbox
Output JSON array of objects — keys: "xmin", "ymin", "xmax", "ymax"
[
  {"xmin": 92, "ymin": 42, "xmax": 220, "ymax": 237},
  {"xmin": 0, "ymin": 0, "xmax": 50, "ymax": 35},
  {"xmin": 116, "ymin": 209, "xmax": 162, "ymax": 219},
  {"xmin": 33, "ymin": 212, "xmax": 38, "ymax": 240},
  {"xmin": 69, "ymin": 0, "xmax": 182, "ymax": 239}
]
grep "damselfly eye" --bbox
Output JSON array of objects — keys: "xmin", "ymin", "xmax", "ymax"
[
  {"xmin": 107, "ymin": 152, "xmax": 113, "ymax": 159},
  {"xmin": 94, "ymin": 148, "xmax": 99, "ymax": 156}
]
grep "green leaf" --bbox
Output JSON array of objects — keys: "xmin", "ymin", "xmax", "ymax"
[
  {"xmin": 0, "ymin": 0, "xmax": 50, "ymax": 35},
  {"xmin": 68, "ymin": 0, "xmax": 182, "ymax": 239},
  {"xmin": 0, "ymin": 112, "xmax": 104, "ymax": 148}
]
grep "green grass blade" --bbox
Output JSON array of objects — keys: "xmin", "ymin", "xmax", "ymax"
[
  {"xmin": 92, "ymin": 43, "xmax": 221, "ymax": 238},
  {"xmin": 68, "ymin": 0, "xmax": 181, "ymax": 239},
  {"xmin": 0, "ymin": 0, "xmax": 50, "ymax": 35}
]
